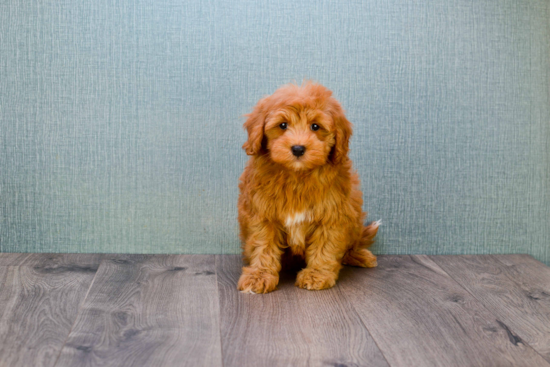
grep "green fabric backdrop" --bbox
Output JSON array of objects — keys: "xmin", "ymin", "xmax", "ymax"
[{"xmin": 1, "ymin": 0, "xmax": 549, "ymax": 264}]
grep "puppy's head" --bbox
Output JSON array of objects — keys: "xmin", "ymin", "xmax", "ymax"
[{"xmin": 243, "ymin": 82, "xmax": 352, "ymax": 171}]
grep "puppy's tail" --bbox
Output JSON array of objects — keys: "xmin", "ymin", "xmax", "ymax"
[
  {"xmin": 360, "ymin": 220, "xmax": 381, "ymax": 249},
  {"xmin": 342, "ymin": 220, "xmax": 381, "ymax": 268}
]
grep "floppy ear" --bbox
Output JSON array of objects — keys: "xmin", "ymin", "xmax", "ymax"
[
  {"xmin": 329, "ymin": 99, "xmax": 353, "ymax": 164},
  {"xmin": 242, "ymin": 97, "xmax": 268, "ymax": 156}
]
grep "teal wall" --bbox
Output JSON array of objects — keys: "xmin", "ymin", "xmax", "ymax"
[{"xmin": 1, "ymin": 0, "xmax": 549, "ymax": 264}]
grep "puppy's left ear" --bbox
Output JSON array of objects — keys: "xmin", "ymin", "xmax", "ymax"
[
  {"xmin": 329, "ymin": 99, "xmax": 353, "ymax": 164},
  {"xmin": 242, "ymin": 97, "xmax": 269, "ymax": 156}
]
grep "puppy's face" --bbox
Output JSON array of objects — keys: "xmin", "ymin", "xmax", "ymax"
[
  {"xmin": 243, "ymin": 83, "xmax": 352, "ymax": 171},
  {"xmin": 264, "ymin": 106, "xmax": 334, "ymax": 171}
]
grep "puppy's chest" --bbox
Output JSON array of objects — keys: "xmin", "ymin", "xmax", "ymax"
[
  {"xmin": 284, "ymin": 211, "xmax": 311, "ymax": 228},
  {"xmin": 283, "ymin": 211, "xmax": 312, "ymax": 254}
]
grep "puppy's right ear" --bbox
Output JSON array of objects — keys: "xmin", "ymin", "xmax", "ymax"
[{"xmin": 242, "ymin": 97, "xmax": 268, "ymax": 156}]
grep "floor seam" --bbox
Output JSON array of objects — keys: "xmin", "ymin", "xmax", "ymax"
[
  {"xmin": 335, "ymin": 272, "xmax": 393, "ymax": 367},
  {"xmin": 214, "ymin": 255, "xmax": 226, "ymax": 367},
  {"xmin": 51, "ymin": 258, "xmax": 104, "ymax": 367}
]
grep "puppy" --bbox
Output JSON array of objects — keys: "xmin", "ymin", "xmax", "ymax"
[{"xmin": 237, "ymin": 82, "xmax": 379, "ymax": 293}]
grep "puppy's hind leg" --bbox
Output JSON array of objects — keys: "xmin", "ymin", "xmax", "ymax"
[{"xmin": 342, "ymin": 220, "xmax": 380, "ymax": 268}]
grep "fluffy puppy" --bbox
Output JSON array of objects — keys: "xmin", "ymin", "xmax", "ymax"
[{"xmin": 237, "ymin": 82, "xmax": 379, "ymax": 293}]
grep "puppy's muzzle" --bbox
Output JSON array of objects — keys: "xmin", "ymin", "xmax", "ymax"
[{"xmin": 291, "ymin": 145, "xmax": 306, "ymax": 157}]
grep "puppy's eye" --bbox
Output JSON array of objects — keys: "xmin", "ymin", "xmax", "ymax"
[
  {"xmin": 279, "ymin": 122, "xmax": 288, "ymax": 130},
  {"xmin": 311, "ymin": 123, "xmax": 320, "ymax": 131}
]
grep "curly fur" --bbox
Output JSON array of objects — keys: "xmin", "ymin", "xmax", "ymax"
[{"xmin": 237, "ymin": 82, "xmax": 378, "ymax": 293}]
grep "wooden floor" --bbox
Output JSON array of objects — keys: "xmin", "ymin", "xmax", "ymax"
[{"xmin": 0, "ymin": 254, "xmax": 549, "ymax": 367}]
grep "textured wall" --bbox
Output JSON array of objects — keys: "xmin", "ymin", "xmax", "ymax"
[{"xmin": 1, "ymin": 0, "xmax": 549, "ymax": 264}]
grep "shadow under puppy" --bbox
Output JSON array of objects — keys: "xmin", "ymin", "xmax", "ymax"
[{"xmin": 238, "ymin": 82, "xmax": 379, "ymax": 293}]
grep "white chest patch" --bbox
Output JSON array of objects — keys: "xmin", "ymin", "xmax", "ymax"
[
  {"xmin": 285, "ymin": 212, "xmax": 308, "ymax": 228},
  {"xmin": 284, "ymin": 212, "xmax": 309, "ymax": 255}
]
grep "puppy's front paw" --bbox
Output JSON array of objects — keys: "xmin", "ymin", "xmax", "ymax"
[
  {"xmin": 237, "ymin": 267, "xmax": 279, "ymax": 294},
  {"xmin": 295, "ymin": 268, "xmax": 336, "ymax": 291}
]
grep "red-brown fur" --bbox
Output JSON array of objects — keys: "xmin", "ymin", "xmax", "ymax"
[{"xmin": 238, "ymin": 82, "xmax": 379, "ymax": 293}]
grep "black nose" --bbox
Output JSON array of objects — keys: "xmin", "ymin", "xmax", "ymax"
[{"xmin": 291, "ymin": 145, "xmax": 306, "ymax": 157}]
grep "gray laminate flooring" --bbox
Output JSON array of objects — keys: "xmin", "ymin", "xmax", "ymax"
[{"xmin": 0, "ymin": 253, "xmax": 549, "ymax": 367}]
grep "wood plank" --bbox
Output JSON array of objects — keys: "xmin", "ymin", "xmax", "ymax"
[
  {"xmin": 0, "ymin": 255, "xmax": 100, "ymax": 367},
  {"xmin": 0, "ymin": 253, "xmax": 150, "ymax": 267},
  {"xmin": 55, "ymin": 255, "xmax": 222, "ymax": 367},
  {"xmin": 338, "ymin": 255, "xmax": 550, "ymax": 367},
  {"xmin": 0, "ymin": 253, "xmax": 104, "ymax": 267},
  {"xmin": 431, "ymin": 254, "xmax": 550, "ymax": 363},
  {"xmin": 216, "ymin": 255, "xmax": 389, "ymax": 367}
]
